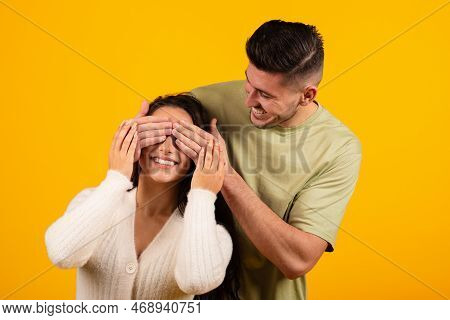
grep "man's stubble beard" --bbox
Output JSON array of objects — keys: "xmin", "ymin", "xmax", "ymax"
[{"xmin": 248, "ymin": 110, "xmax": 286, "ymax": 129}]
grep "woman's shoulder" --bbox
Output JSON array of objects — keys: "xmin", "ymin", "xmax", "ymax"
[
  {"xmin": 66, "ymin": 188, "xmax": 96, "ymax": 212},
  {"xmin": 66, "ymin": 170, "xmax": 133, "ymax": 212}
]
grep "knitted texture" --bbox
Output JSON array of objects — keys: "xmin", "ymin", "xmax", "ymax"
[{"xmin": 45, "ymin": 170, "xmax": 232, "ymax": 299}]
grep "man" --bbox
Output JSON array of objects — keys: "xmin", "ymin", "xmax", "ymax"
[{"xmin": 138, "ymin": 20, "xmax": 362, "ymax": 299}]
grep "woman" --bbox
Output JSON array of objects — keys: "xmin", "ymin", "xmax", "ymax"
[{"xmin": 45, "ymin": 94, "xmax": 240, "ymax": 299}]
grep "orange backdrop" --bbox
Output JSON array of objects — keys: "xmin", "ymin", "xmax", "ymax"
[{"xmin": 0, "ymin": 0, "xmax": 449, "ymax": 299}]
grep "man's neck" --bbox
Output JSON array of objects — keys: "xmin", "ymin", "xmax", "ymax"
[{"xmin": 279, "ymin": 100, "xmax": 319, "ymax": 128}]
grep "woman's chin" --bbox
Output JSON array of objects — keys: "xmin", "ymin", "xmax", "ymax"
[{"xmin": 145, "ymin": 170, "xmax": 184, "ymax": 184}]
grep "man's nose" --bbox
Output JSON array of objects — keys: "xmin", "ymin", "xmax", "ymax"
[{"xmin": 245, "ymin": 89, "xmax": 259, "ymax": 108}]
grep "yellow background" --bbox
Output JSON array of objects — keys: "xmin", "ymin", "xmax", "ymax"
[{"xmin": 1, "ymin": 0, "xmax": 449, "ymax": 299}]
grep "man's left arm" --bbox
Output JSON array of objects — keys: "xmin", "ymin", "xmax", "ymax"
[
  {"xmin": 220, "ymin": 146, "xmax": 362, "ymax": 279},
  {"xmin": 221, "ymin": 167, "xmax": 329, "ymax": 279}
]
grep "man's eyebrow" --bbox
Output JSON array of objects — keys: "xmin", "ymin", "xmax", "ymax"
[{"xmin": 245, "ymin": 70, "xmax": 275, "ymax": 98}]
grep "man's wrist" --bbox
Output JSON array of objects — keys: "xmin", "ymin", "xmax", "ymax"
[{"xmin": 223, "ymin": 165, "xmax": 239, "ymax": 190}]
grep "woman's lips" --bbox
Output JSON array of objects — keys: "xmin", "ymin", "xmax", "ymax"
[{"xmin": 151, "ymin": 157, "xmax": 178, "ymax": 167}]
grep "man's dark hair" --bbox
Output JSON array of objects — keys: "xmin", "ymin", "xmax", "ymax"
[{"xmin": 246, "ymin": 20, "xmax": 324, "ymax": 81}]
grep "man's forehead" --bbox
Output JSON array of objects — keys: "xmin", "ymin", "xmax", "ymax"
[{"xmin": 245, "ymin": 64, "xmax": 285, "ymax": 96}]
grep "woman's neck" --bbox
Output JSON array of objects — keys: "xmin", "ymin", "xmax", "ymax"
[{"xmin": 136, "ymin": 175, "xmax": 180, "ymax": 218}]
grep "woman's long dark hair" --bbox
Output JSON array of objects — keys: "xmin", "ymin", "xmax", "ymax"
[{"xmin": 128, "ymin": 93, "xmax": 241, "ymax": 299}]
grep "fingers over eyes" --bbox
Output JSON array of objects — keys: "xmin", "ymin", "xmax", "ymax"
[
  {"xmin": 135, "ymin": 116, "xmax": 171, "ymax": 125},
  {"xmin": 138, "ymin": 128, "xmax": 172, "ymax": 140},
  {"xmin": 172, "ymin": 129, "xmax": 202, "ymax": 153},
  {"xmin": 176, "ymin": 120, "xmax": 215, "ymax": 145},
  {"xmin": 175, "ymin": 140, "xmax": 198, "ymax": 161},
  {"xmin": 132, "ymin": 118, "xmax": 218, "ymax": 164},
  {"xmin": 137, "ymin": 121, "xmax": 173, "ymax": 133},
  {"xmin": 139, "ymin": 136, "xmax": 167, "ymax": 148}
]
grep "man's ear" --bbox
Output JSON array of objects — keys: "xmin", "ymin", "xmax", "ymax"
[{"xmin": 299, "ymin": 85, "xmax": 317, "ymax": 106}]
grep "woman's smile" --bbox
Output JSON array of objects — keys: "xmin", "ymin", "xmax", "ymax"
[{"xmin": 151, "ymin": 156, "xmax": 179, "ymax": 168}]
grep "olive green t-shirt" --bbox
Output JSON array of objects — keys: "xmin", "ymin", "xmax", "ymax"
[{"xmin": 191, "ymin": 80, "xmax": 362, "ymax": 299}]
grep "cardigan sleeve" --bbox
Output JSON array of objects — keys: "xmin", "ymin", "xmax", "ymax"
[
  {"xmin": 44, "ymin": 170, "xmax": 133, "ymax": 269},
  {"xmin": 174, "ymin": 188, "xmax": 233, "ymax": 295}
]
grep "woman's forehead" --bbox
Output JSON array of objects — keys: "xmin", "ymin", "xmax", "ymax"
[{"xmin": 153, "ymin": 106, "xmax": 193, "ymax": 123}]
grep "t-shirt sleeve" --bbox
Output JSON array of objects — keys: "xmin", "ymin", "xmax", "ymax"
[
  {"xmin": 288, "ymin": 150, "xmax": 362, "ymax": 252},
  {"xmin": 190, "ymin": 80, "xmax": 248, "ymax": 126},
  {"xmin": 190, "ymin": 84, "xmax": 226, "ymax": 121}
]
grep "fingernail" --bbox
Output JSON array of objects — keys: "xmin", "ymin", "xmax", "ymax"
[{"xmin": 173, "ymin": 123, "xmax": 179, "ymax": 128}]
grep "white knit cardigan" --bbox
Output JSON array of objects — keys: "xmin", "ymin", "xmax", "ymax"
[{"xmin": 45, "ymin": 170, "xmax": 233, "ymax": 299}]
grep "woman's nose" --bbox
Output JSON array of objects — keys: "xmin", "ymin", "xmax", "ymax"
[{"xmin": 159, "ymin": 135, "xmax": 174, "ymax": 153}]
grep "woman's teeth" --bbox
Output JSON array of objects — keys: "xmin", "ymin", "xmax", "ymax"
[
  {"xmin": 252, "ymin": 107, "xmax": 267, "ymax": 115},
  {"xmin": 153, "ymin": 157, "xmax": 176, "ymax": 166}
]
